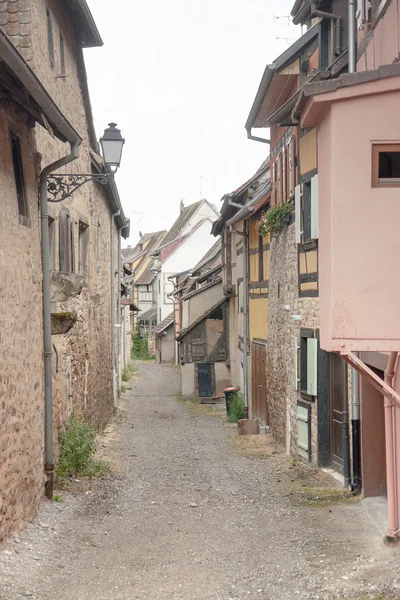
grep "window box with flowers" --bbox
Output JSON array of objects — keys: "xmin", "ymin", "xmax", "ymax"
[{"xmin": 257, "ymin": 201, "xmax": 293, "ymax": 237}]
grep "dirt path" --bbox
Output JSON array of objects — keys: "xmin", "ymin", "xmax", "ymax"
[{"xmin": 0, "ymin": 361, "xmax": 399, "ymax": 600}]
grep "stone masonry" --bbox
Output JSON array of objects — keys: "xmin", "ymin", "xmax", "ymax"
[{"xmin": 267, "ymin": 222, "xmax": 320, "ymax": 461}]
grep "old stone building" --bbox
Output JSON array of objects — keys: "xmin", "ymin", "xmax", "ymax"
[{"xmin": 0, "ymin": 0, "xmax": 129, "ymax": 542}]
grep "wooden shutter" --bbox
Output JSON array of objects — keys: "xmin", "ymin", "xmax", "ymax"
[
  {"xmin": 282, "ymin": 146, "xmax": 287, "ymax": 201},
  {"xmin": 295, "ymin": 185, "xmax": 301, "ymax": 244},
  {"xmin": 307, "ymin": 338, "xmax": 318, "ymax": 396},
  {"xmin": 271, "ymin": 159, "xmax": 276, "ymax": 205},
  {"xmin": 59, "ymin": 209, "xmax": 68, "ymax": 272},
  {"xmin": 311, "ymin": 174, "xmax": 319, "ymax": 239},
  {"xmin": 289, "ymin": 137, "xmax": 295, "ymax": 198},
  {"xmin": 277, "ymin": 152, "xmax": 281, "ymax": 203},
  {"xmin": 293, "ymin": 336, "xmax": 299, "ymax": 390}
]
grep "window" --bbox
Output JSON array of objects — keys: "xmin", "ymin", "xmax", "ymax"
[
  {"xmin": 372, "ymin": 144, "xmax": 400, "ymax": 186},
  {"xmin": 139, "ymin": 285, "xmax": 153, "ymax": 303},
  {"xmin": 49, "ymin": 216, "xmax": 56, "ymax": 270},
  {"xmin": 10, "ymin": 132, "xmax": 28, "ymax": 220},
  {"xmin": 46, "ymin": 7, "xmax": 55, "ymax": 68},
  {"xmin": 258, "ymin": 234, "xmax": 264, "ymax": 282},
  {"xmin": 59, "ymin": 209, "xmax": 74, "ymax": 273},
  {"xmin": 59, "ymin": 34, "xmax": 65, "ymax": 75},
  {"xmin": 295, "ymin": 174, "xmax": 318, "ymax": 243},
  {"xmin": 78, "ymin": 221, "xmax": 89, "ymax": 276},
  {"xmin": 299, "ymin": 328, "xmax": 318, "ymax": 398}
]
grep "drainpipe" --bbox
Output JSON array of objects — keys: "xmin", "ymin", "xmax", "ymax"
[
  {"xmin": 246, "ymin": 130, "xmax": 270, "ymax": 145},
  {"xmin": 384, "ymin": 351, "xmax": 398, "ymax": 540},
  {"xmin": 119, "ymin": 223, "xmax": 130, "ymax": 370},
  {"xmin": 351, "ymin": 353, "xmax": 361, "ymax": 491},
  {"xmin": 110, "ymin": 210, "xmax": 120, "ymax": 404},
  {"xmin": 40, "ymin": 141, "xmax": 80, "ymax": 500},
  {"xmin": 348, "ymin": 0, "xmax": 357, "ymax": 73},
  {"xmin": 313, "ymin": 9, "xmax": 342, "ymax": 56},
  {"xmin": 229, "ymin": 224, "xmax": 249, "ymax": 417}
]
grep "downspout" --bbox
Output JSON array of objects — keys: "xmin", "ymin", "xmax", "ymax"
[
  {"xmin": 311, "ymin": 9, "xmax": 342, "ymax": 57},
  {"xmin": 243, "ymin": 221, "xmax": 249, "ymax": 418},
  {"xmin": 117, "ymin": 226, "xmax": 122, "ymax": 375},
  {"xmin": 110, "ymin": 210, "xmax": 120, "ymax": 404},
  {"xmin": 246, "ymin": 130, "xmax": 270, "ymax": 145},
  {"xmin": 351, "ymin": 353, "xmax": 361, "ymax": 491},
  {"xmin": 348, "ymin": 0, "xmax": 357, "ymax": 73},
  {"xmin": 384, "ymin": 351, "xmax": 398, "ymax": 540},
  {"xmin": 40, "ymin": 141, "xmax": 80, "ymax": 500}
]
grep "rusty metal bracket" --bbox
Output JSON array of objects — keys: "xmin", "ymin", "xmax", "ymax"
[{"xmin": 341, "ymin": 350, "xmax": 400, "ymax": 409}]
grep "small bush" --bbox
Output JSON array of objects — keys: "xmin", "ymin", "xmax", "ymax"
[
  {"xmin": 56, "ymin": 414, "xmax": 108, "ymax": 479},
  {"xmin": 122, "ymin": 362, "xmax": 137, "ymax": 382},
  {"xmin": 228, "ymin": 392, "xmax": 245, "ymax": 423},
  {"xmin": 131, "ymin": 324, "xmax": 153, "ymax": 360}
]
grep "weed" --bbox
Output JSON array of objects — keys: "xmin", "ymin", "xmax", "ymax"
[
  {"xmin": 53, "ymin": 494, "xmax": 63, "ymax": 503},
  {"xmin": 227, "ymin": 391, "xmax": 245, "ymax": 423},
  {"xmin": 121, "ymin": 385, "xmax": 133, "ymax": 393},
  {"xmin": 122, "ymin": 363, "xmax": 137, "ymax": 382},
  {"xmin": 56, "ymin": 413, "xmax": 109, "ymax": 480}
]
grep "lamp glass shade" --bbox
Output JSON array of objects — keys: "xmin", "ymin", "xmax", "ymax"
[{"xmin": 100, "ymin": 122, "xmax": 125, "ymax": 168}]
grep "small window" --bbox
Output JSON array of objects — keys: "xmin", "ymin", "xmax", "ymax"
[
  {"xmin": 302, "ymin": 181, "xmax": 312, "ymax": 242},
  {"xmin": 59, "ymin": 34, "xmax": 65, "ymax": 75},
  {"xmin": 59, "ymin": 209, "xmax": 74, "ymax": 274},
  {"xmin": 78, "ymin": 221, "xmax": 89, "ymax": 276},
  {"xmin": 258, "ymin": 235, "xmax": 264, "ymax": 282},
  {"xmin": 10, "ymin": 132, "xmax": 28, "ymax": 219},
  {"xmin": 372, "ymin": 144, "xmax": 400, "ymax": 186},
  {"xmin": 46, "ymin": 7, "xmax": 55, "ymax": 68},
  {"xmin": 49, "ymin": 216, "xmax": 56, "ymax": 270},
  {"xmin": 300, "ymin": 328, "xmax": 318, "ymax": 398}
]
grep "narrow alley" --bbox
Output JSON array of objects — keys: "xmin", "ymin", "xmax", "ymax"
[{"xmin": 0, "ymin": 362, "xmax": 398, "ymax": 600}]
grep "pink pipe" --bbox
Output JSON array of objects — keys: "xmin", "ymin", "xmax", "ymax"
[{"xmin": 384, "ymin": 351, "xmax": 398, "ymax": 540}]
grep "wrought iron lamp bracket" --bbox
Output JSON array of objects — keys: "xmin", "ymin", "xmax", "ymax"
[{"xmin": 46, "ymin": 173, "xmax": 110, "ymax": 203}]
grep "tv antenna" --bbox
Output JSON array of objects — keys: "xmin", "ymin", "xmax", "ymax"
[{"xmin": 273, "ymin": 13, "xmax": 292, "ymax": 24}]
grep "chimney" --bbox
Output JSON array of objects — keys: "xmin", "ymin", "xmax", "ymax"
[{"xmin": 180, "ymin": 199, "xmax": 185, "ymax": 214}]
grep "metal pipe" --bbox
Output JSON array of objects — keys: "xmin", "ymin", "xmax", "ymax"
[
  {"xmin": 348, "ymin": 0, "xmax": 357, "ymax": 73},
  {"xmin": 384, "ymin": 351, "xmax": 398, "ymax": 540},
  {"xmin": 246, "ymin": 130, "xmax": 270, "ymax": 145},
  {"xmin": 110, "ymin": 210, "xmax": 120, "ymax": 404},
  {"xmin": 243, "ymin": 221, "xmax": 249, "ymax": 416},
  {"xmin": 40, "ymin": 141, "xmax": 80, "ymax": 500},
  {"xmin": 120, "ymin": 223, "xmax": 130, "ymax": 370},
  {"xmin": 311, "ymin": 10, "xmax": 342, "ymax": 57},
  {"xmin": 351, "ymin": 353, "xmax": 361, "ymax": 491},
  {"xmin": 117, "ymin": 226, "xmax": 122, "ymax": 376}
]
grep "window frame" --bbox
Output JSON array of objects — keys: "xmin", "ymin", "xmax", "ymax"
[
  {"xmin": 10, "ymin": 130, "xmax": 29, "ymax": 222},
  {"xmin": 46, "ymin": 6, "xmax": 55, "ymax": 69},
  {"xmin": 372, "ymin": 143, "xmax": 400, "ymax": 187}
]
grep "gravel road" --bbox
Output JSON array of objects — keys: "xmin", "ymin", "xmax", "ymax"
[{"xmin": 0, "ymin": 361, "xmax": 399, "ymax": 600}]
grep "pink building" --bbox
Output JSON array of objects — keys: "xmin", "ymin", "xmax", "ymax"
[{"xmin": 296, "ymin": 0, "xmax": 400, "ymax": 539}]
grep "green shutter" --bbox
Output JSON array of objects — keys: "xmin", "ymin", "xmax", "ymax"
[
  {"xmin": 297, "ymin": 404, "xmax": 309, "ymax": 461},
  {"xmin": 307, "ymin": 338, "xmax": 318, "ymax": 396}
]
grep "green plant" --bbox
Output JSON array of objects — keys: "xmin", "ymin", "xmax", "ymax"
[
  {"xmin": 53, "ymin": 494, "xmax": 63, "ymax": 503},
  {"xmin": 257, "ymin": 201, "xmax": 293, "ymax": 237},
  {"xmin": 122, "ymin": 362, "xmax": 137, "ymax": 382},
  {"xmin": 56, "ymin": 414, "xmax": 109, "ymax": 480},
  {"xmin": 228, "ymin": 392, "xmax": 245, "ymax": 423},
  {"xmin": 131, "ymin": 324, "xmax": 153, "ymax": 360}
]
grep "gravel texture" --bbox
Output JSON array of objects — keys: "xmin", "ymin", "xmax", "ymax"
[{"xmin": 1, "ymin": 361, "xmax": 400, "ymax": 600}]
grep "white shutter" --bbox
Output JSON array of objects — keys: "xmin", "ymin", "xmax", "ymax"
[
  {"xmin": 307, "ymin": 338, "xmax": 318, "ymax": 396},
  {"xmin": 311, "ymin": 174, "xmax": 319, "ymax": 239},
  {"xmin": 282, "ymin": 146, "xmax": 287, "ymax": 201},
  {"xmin": 277, "ymin": 152, "xmax": 281, "ymax": 203},
  {"xmin": 293, "ymin": 336, "xmax": 299, "ymax": 390},
  {"xmin": 295, "ymin": 184, "xmax": 301, "ymax": 244},
  {"xmin": 289, "ymin": 137, "xmax": 295, "ymax": 198},
  {"xmin": 272, "ymin": 160, "xmax": 276, "ymax": 205}
]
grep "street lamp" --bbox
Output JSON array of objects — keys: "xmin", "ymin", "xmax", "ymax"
[
  {"xmin": 47, "ymin": 123, "xmax": 125, "ymax": 202},
  {"xmin": 100, "ymin": 122, "xmax": 125, "ymax": 172}
]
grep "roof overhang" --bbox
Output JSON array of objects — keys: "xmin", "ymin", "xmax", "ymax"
[
  {"xmin": 70, "ymin": 0, "xmax": 103, "ymax": 47},
  {"xmin": 245, "ymin": 23, "xmax": 318, "ymax": 132}
]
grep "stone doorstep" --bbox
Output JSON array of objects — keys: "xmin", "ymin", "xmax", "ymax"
[{"xmin": 237, "ymin": 419, "xmax": 260, "ymax": 436}]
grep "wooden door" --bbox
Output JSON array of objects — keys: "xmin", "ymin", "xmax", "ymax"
[
  {"xmin": 197, "ymin": 363, "xmax": 213, "ymax": 398},
  {"xmin": 330, "ymin": 353, "xmax": 348, "ymax": 473},
  {"xmin": 251, "ymin": 342, "xmax": 269, "ymax": 425}
]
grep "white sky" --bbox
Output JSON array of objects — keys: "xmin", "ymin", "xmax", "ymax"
[{"xmin": 83, "ymin": 0, "xmax": 301, "ymax": 246}]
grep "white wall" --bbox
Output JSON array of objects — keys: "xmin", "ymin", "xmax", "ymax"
[{"xmin": 159, "ymin": 219, "xmax": 217, "ymax": 321}]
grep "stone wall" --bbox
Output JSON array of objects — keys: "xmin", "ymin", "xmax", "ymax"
[
  {"xmin": 267, "ymin": 223, "xmax": 320, "ymax": 461},
  {"xmin": 0, "ymin": 103, "xmax": 44, "ymax": 542},
  {"xmin": 0, "ymin": 0, "xmax": 122, "ymax": 541}
]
